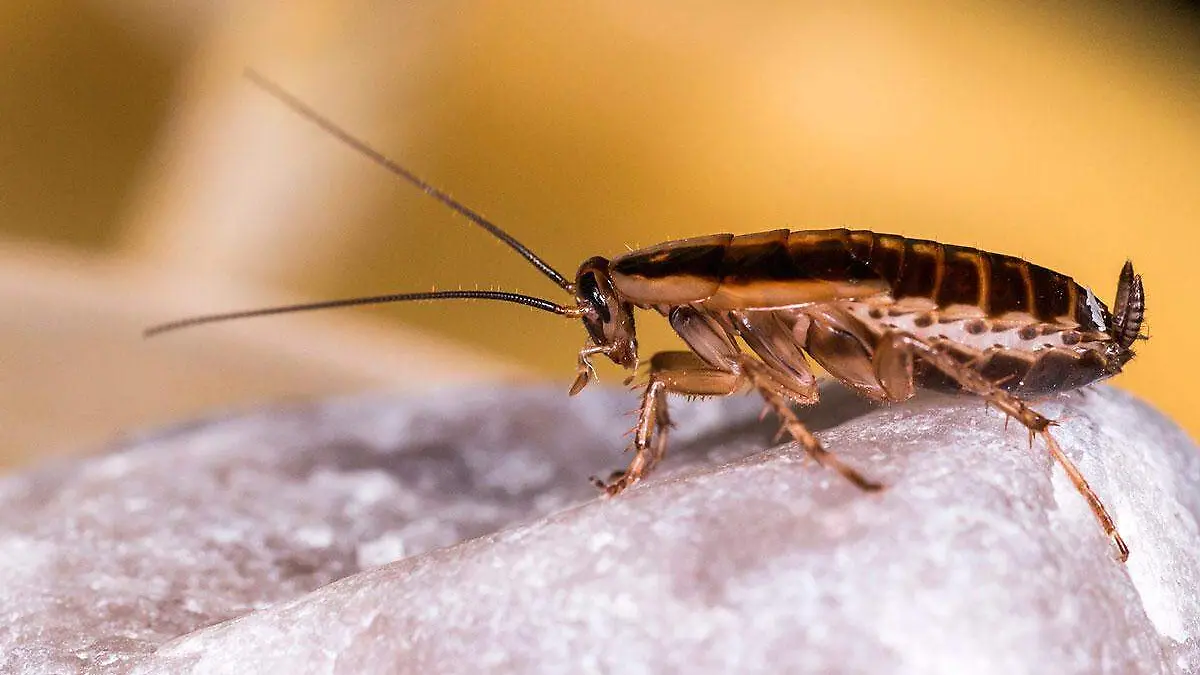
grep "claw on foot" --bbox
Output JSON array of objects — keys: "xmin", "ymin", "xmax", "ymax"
[
  {"xmin": 1112, "ymin": 532, "xmax": 1130, "ymax": 563},
  {"xmin": 846, "ymin": 471, "xmax": 886, "ymax": 493},
  {"xmin": 569, "ymin": 367, "xmax": 593, "ymax": 396},
  {"xmin": 571, "ymin": 345, "xmax": 610, "ymax": 396},
  {"xmin": 591, "ymin": 470, "xmax": 631, "ymax": 496}
]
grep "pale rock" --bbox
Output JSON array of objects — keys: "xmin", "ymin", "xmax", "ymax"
[{"xmin": 0, "ymin": 385, "xmax": 1197, "ymax": 674}]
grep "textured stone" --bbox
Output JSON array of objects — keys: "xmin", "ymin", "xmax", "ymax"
[{"xmin": 1, "ymin": 385, "xmax": 1197, "ymax": 674}]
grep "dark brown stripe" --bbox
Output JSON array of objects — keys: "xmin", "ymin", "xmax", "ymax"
[
  {"xmin": 1029, "ymin": 263, "xmax": 1072, "ymax": 321},
  {"xmin": 1014, "ymin": 349, "xmax": 1108, "ymax": 395},
  {"xmin": 978, "ymin": 350, "xmax": 1035, "ymax": 391},
  {"xmin": 987, "ymin": 255, "xmax": 1032, "ymax": 315},
  {"xmin": 912, "ymin": 341, "xmax": 977, "ymax": 392},
  {"xmin": 935, "ymin": 247, "xmax": 984, "ymax": 307},
  {"xmin": 868, "ymin": 234, "xmax": 906, "ymax": 292},
  {"xmin": 784, "ymin": 230, "xmax": 877, "ymax": 283},
  {"xmin": 893, "ymin": 239, "xmax": 940, "ymax": 299},
  {"xmin": 914, "ymin": 344, "xmax": 1111, "ymax": 395},
  {"xmin": 846, "ymin": 230, "xmax": 875, "ymax": 265},
  {"xmin": 610, "ymin": 237, "xmax": 730, "ymax": 281},
  {"xmin": 720, "ymin": 230, "xmax": 794, "ymax": 282}
]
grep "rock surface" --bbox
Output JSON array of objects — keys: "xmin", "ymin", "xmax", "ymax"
[{"xmin": 1, "ymin": 385, "xmax": 1198, "ymax": 674}]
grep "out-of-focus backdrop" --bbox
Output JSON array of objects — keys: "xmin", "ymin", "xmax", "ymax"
[{"xmin": 2, "ymin": 2, "xmax": 1197, "ymax": 470}]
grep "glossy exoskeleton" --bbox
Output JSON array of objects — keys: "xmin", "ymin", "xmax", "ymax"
[{"xmin": 148, "ymin": 72, "xmax": 1146, "ymax": 562}]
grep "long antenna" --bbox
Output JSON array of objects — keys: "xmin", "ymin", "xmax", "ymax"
[
  {"xmin": 244, "ymin": 69, "xmax": 574, "ymax": 292},
  {"xmin": 145, "ymin": 290, "xmax": 579, "ymax": 337}
]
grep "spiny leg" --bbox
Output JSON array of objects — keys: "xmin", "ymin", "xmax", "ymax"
[
  {"xmin": 597, "ymin": 380, "xmax": 670, "ymax": 495},
  {"xmin": 736, "ymin": 356, "xmax": 884, "ymax": 492},
  {"xmin": 880, "ymin": 331, "xmax": 1128, "ymax": 562},
  {"xmin": 672, "ymin": 305, "xmax": 872, "ymax": 488},
  {"xmin": 600, "ymin": 349, "xmax": 881, "ymax": 495},
  {"xmin": 598, "ymin": 351, "xmax": 740, "ymax": 496}
]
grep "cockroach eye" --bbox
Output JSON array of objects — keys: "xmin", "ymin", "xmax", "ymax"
[{"xmin": 579, "ymin": 272, "xmax": 611, "ymax": 323}]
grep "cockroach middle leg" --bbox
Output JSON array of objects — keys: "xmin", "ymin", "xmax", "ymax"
[
  {"xmin": 599, "ymin": 350, "xmax": 883, "ymax": 495},
  {"xmin": 736, "ymin": 357, "xmax": 884, "ymax": 492},
  {"xmin": 879, "ymin": 331, "xmax": 1129, "ymax": 561}
]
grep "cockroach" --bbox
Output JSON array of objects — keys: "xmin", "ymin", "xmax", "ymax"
[{"xmin": 148, "ymin": 71, "xmax": 1146, "ymax": 562}]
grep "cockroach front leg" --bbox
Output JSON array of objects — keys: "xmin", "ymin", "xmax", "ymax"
[
  {"xmin": 570, "ymin": 343, "xmax": 638, "ymax": 396},
  {"xmin": 569, "ymin": 345, "xmax": 610, "ymax": 396},
  {"xmin": 598, "ymin": 351, "xmax": 745, "ymax": 496},
  {"xmin": 878, "ymin": 331, "xmax": 1129, "ymax": 561}
]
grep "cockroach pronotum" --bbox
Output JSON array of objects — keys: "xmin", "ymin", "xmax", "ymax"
[{"xmin": 148, "ymin": 71, "xmax": 1146, "ymax": 562}]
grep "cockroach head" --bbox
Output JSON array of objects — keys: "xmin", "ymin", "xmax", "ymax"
[{"xmin": 574, "ymin": 256, "xmax": 638, "ymax": 369}]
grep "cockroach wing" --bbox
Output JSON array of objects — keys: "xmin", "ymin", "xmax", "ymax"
[{"xmin": 609, "ymin": 229, "xmax": 891, "ymax": 310}]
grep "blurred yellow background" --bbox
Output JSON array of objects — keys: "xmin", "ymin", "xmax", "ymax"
[{"xmin": 2, "ymin": 2, "xmax": 1197, "ymax": 468}]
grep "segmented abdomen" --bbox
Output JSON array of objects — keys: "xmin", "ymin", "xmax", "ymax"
[
  {"xmin": 845, "ymin": 230, "xmax": 1108, "ymax": 331},
  {"xmin": 609, "ymin": 229, "xmax": 1110, "ymax": 332}
]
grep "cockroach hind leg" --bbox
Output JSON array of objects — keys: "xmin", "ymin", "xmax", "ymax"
[
  {"xmin": 1112, "ymin": 529, "xmax": 1131, "ymax": 562},
  {"xmin": 1041, "ymin": 430, "xmax": 1129, "ymax": 562},
  {"xmin": 759, "ymin": 403, "xmax": 774, "ymax": 422},
  {"xmin": 883, "ymin": 330, "xmax": 1129, "ymax": 562},
  {"xmin": 772, "ymin": 423, "xmax": 788, "ymax": 444}
]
